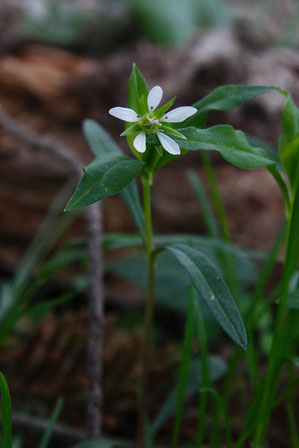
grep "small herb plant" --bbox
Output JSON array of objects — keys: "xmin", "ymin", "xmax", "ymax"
[{"xmin": 66, "ymin": 64, "xmax": 299, "ymax": 447}]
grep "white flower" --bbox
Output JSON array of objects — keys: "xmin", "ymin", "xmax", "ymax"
[{"xmin": 109, "ymin": 85, "xmax": 197, "ymax": 155}]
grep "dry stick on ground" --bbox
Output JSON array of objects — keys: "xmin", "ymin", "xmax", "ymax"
[
  {"xmin": 12, "ymin": 414, "xmax": 85, "ymax": 444},
  {"xmin": 0, "ymin": 105, "xmax": 104, "ymax": 439}
]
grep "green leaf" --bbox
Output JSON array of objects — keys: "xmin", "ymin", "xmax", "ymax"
[
  {"xmin": 195, "ymin": 85, "xmax": 277, "ymax": 112},
  {"xmin": 120, "ymin": 123, "xmax": 142, "ymax": 137},
  {"xmin": 128, "ymin": 64, "xmax": 149, "ymax": 115},
  {"xmin": 285, "ymin": 179, "xmax": 299, "ymax": 279},
  {"xmin": 151, "ymin": 356, "xmax": 226, "ymax": 435},
  {"xmin": 39, "ymin": 398, "xmax": 63, "ymax": 448},
  {"xmin": 154, "ymin": 97, "xmax": 176, "ymax": 118},
  {"xmin": 183, "ymin": 85, "xmax": 277, "ymax": 128},
  {"xmin": 102, "ymin": 233, "xmax": 262, "ymax": 260},
  {"xmin": 107, "ymin": 236, "xmax": 259, "ymax": 313},
  {"xmin": 187, "ymin": 170, "xmax": 219, "ymax": 238},
  {"xmin": 125, "ymin": 65, "xmax": 150, "ymax": 160},
  {"xmin": 279, "ymin": 95, "xmax": 299, "ymax": 191},
  {"xmin": 65, "ymin": 153, "xmax": 144, "ymax": 210},
  {"xmin": 279, "ymin": 95, "xmax": 299, "ymax": 151},
  {"xmin": 163, "ymin": 244, "xmax": 247, "ymax": 348},
  {"xmin": 83, "ymin": 120, "xmax": 145, "ymax": 243},
  {"xmin": 0, "ymin": 371, "xmax": 12, "ymax": 448},
  {"xmin": 120, "ymin": 181, "xmax": 145, "ymax": 244},
  {"xmin": 280, "ymin": 136, "xmax": 299, "ymax": 192},
  {"xmin": 175, "ymin": 126, "xmax": 275, "ymax": 170},
  {"xmin": 83, "ymin": 119, "xmax": 123, "ymax": 156}
]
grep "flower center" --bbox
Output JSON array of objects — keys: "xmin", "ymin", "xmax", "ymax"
[{"xmin": 139, "ymin": 114, "xmax": 160, "ymax": 134}]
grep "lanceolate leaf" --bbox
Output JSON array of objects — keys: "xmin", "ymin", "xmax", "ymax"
[
  {"xmin": 126, "ymin": 65, "xmax": 150, "ymax": 160},
  {"xmin": 163, "ymin": 244, "xmax": 247, "ymax": 348},
  {"xmin": 279, "ymin": 95, "xmax": 299, "ymax": 151},
  {"xmin": 83, "ymin": 120, "xmax": 145, "ymax": 242},
  {"xmin": 183, "ymin": 85, "xmax": 277, "ymax": 128},
  {"xmin": 279, "ymin": 95, "xmax": 299, "ymax": 191},
  {"xmin": 128, "ymin": 63, "xmax": 149, "ymax": 115},
  {"xmin": 175, "ymin": 126, "xmax": 275, "ymax": 170},
  {"xmin": 65, "ymin": 154, "xmax": 144, "ymax": 210},
  {"xmin": 195, "ymin": 85, "xmax": 277, "ymax": 113},
  {"xmin": 83, "ymin": 119, "xmax": 122, "ymax": 156},
  {"xmin": 285, "ymin": 179, "xmax": 299, "ymax": 278}
]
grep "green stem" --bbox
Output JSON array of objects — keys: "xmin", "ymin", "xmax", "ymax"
[{"xmin": 137, "ymin": 175, "xmax": 155, "ymax": 448}]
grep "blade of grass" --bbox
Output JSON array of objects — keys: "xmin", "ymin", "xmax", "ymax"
[
  {"xmin": 193, "ymin": 297, "xmax": 210, "ymax": 447},
  {"xmin": 200, "ymin": 152, "xmax": 239, "ymax": 298},
  {"xmin": 187, "ymin": 170, "xmax": 219, "ymax": 238},
  {"xmin": 0, "ymin": 183, "xmax": 76, "ymax": 345},
  {"xmin": 172, "ymin": 288, "xmax": 196, "ymax": 448},
  {"xmin": 286, "ymin": 404, "xmax": 299, "ymax": 448},
  {"xmin": 198, "ymin": 387, "xmax": 232, "ymax": 448},
  {"xmin": 0, "ymin": 371, "xmax": 12, "ymax": 448},
  {"xmin": 250, "ymin": 222, "xmax": 286, "ymax": 322},
  {"xmin": 222, "ymin": 223, "xmax": 286, "ymax": 411},
  {"xmin": 39, "ymin": 398, "xmax": 64, "ymax": 448}
]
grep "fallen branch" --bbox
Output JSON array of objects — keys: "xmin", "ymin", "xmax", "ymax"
[
  {"xmin": 0, "ymin": 105, "xmax": 104, "ymax": 438},
  {"xmin": 12, "ymin": 414, "xmax": 84, "ymax": 444}
]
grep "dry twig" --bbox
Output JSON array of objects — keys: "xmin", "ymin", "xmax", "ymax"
[
  {"xmin": 0, "ymin": 104, "xmax": 104, "ymax": 438},
  {"xmin": 12, "ymin": 414, "xmax": 84, "ymax": 444}
]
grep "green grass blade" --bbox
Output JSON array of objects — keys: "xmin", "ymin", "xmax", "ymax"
[
  {"xmin": 187, "ymin": 170, "xmax": 219, "ymax": 238},
  {"xmin": 200, "ymin": 152, "xmax": 240, "ymax": 297},
  {"xmin": 39, "ymin": 398, "xmax": 63, "ymax": 448},
  {"xmin": 193, "ymin": 299, "xmax": 210, "ymax": 447},
  {"xmin": 287, "ymin": 403, "xmax": 299, "ymax": 448},
  {"xmin": 172, "ymin": 290, "xmax": 196, "ymax": 448},
  {"xmin": 0, "ymin": 371, "xmax": 12, "ymax": 448},
  {"xmin": 251, "ymin": 223, "xmax": 286, "ymax": 322}
]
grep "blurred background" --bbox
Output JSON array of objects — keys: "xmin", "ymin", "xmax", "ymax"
[{"xmin": 0, "ymin": 0, "xmax": 298, "ymax": 446}]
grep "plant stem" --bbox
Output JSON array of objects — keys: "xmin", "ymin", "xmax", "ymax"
[{"xmin": 137, "ymin": 175, "xmax": 155, "ymax": 448}]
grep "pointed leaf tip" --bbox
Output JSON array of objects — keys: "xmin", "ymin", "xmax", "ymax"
[{"xmin": 163, "ymin": 244, "xmax": 247, "ymax": 348}]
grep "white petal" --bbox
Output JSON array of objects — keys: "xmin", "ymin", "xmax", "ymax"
[
  {"xmin": 147, "ymin": 86, "xmax": 163, "ymax": 111},
  {"xmin": 157, "ymin": 132, "xmax": 180, "ymax": 155},
  {"xmin": 161, "ymin": 106, "xmax": 197, "ymax": 123},
  {"xmin": 133, "ymin": 132, "xmax": 146, "ymax": 153},
  {"xmin": 109, "ymin": 107, "xmax": 139, "ymax": 122}
]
